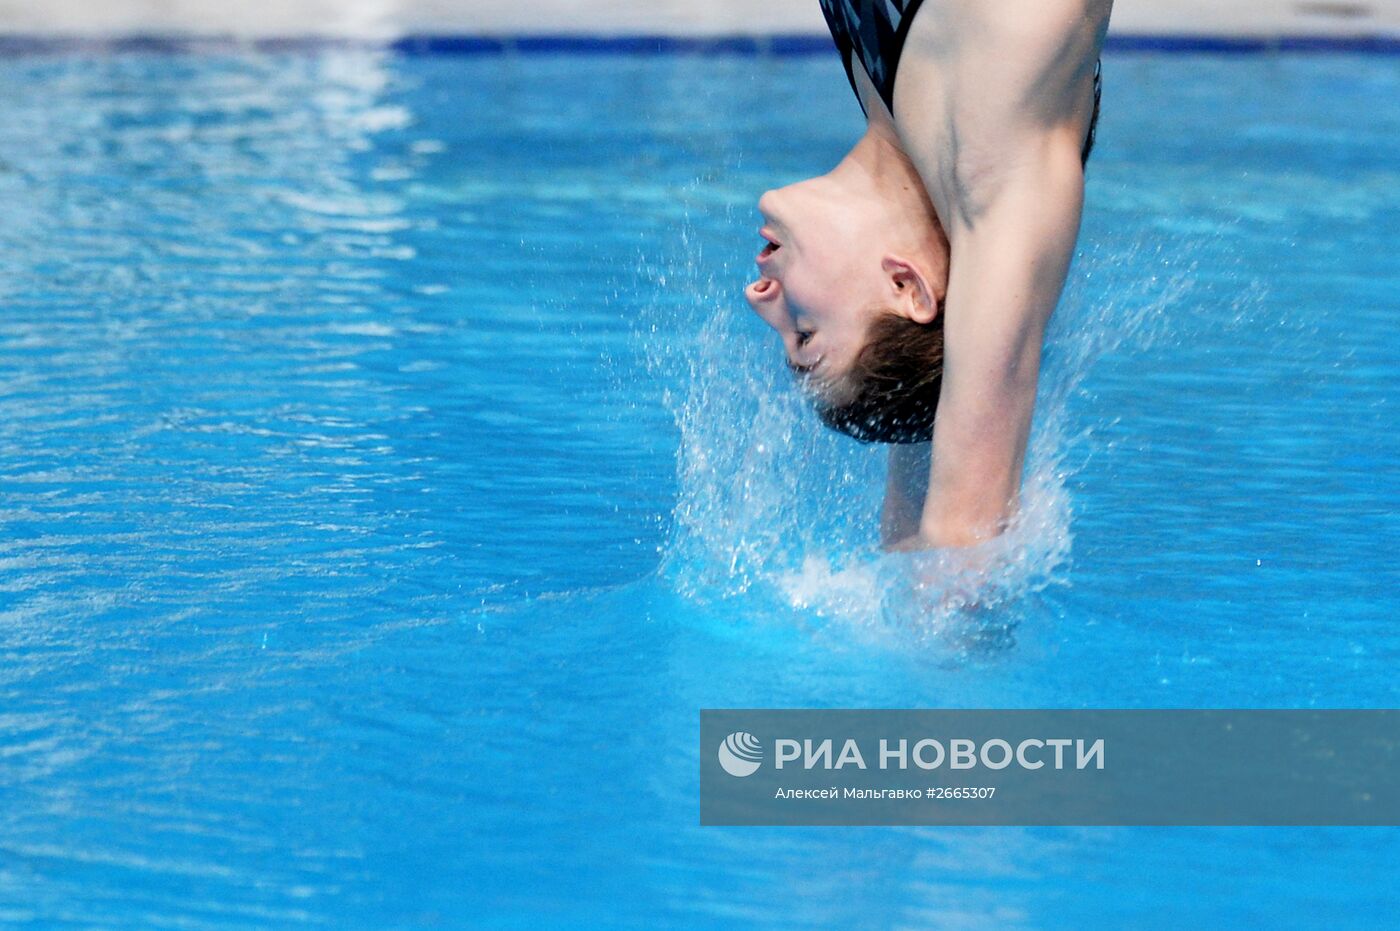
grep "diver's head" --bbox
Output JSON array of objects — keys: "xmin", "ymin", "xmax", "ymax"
[{"xmin": 744, "ymin": 164, "xmax": 949, "ymax": 444}]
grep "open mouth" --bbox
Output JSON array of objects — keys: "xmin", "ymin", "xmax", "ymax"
[{"xmin": 757, "ymin": 231, "xmax": 781, "ymax": 264}]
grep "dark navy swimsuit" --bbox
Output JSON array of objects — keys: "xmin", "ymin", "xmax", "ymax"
[{"xmin": 818, "ymin": 0, "xmax": 1102, "ymax": 165}]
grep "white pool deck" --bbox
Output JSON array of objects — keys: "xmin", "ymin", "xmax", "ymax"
[{"xmin": 0, "ymin": 0, "xmax": 1396, "ymax": 39}]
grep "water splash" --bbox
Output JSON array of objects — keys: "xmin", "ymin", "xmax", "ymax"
[{"xmin": 647, "ymin": 194, "xmax": 1209, "ymax": 639}]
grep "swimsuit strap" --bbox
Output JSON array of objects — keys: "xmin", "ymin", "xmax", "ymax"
[{"xmin": 1081, "ymin": 58, "xmax": 1103, "ymax": 166}]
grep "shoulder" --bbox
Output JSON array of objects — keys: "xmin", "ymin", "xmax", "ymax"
[{"xmin": 902, "ymin": 0, "xmax": 1110, "ymax": 93}]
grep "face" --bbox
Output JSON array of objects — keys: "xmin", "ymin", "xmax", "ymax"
[{"xmin": 744, "ymin": 177, "xmax": 893, "ymax": 392}]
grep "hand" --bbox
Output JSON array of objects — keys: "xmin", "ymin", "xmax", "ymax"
[{"xmin": 886, "ymin": 534, "xmax": 1012, "ymax": 634}]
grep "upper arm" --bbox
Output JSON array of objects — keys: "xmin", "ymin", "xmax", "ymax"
[
  {"xmin": 896, "ymin": 0, "xmax": 1108, "ymax": 232},
  {"xmin": 887, "ymin": 2, "xmax": 1109, "ymax": 546}
]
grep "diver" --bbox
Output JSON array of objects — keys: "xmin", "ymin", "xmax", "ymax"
[{"xmin": 746, "ymin": 0, "xmax": 1112, "ymax": 549}]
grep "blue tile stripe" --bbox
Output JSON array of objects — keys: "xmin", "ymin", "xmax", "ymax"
[
  {"xmin": 0, "ymin": 32, "xmax": 1395, "ymax": 57},
  {"xmin": 1105, "ymin": 33, "xmax": 1400, "ymax": 53}
]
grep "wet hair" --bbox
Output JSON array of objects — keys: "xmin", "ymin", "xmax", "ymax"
[{"xmin": 812, "ymin": 311, "xmax": 944, "ymax": 445}]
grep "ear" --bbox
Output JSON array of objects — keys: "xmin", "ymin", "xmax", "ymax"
[{"xmin": 881, "ymin": 256, "xmax": 942, "ymax": 325}]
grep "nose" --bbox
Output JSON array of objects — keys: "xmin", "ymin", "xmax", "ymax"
[
  {"xmin": 745, "ymin": 275, "xmax": 778, "ymax": 308},
  {"xmin": 745, "ymin": 277, "xmax": 786, "ymax": 332}
]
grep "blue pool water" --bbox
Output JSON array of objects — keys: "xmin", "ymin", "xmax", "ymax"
[{"xmin": 1, "ymin": 46, "xmax": 1397, "ymax": 927}]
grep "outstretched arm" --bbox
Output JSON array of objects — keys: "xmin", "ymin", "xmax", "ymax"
[
  {"xmin": 883, "ymin": 0, "xmax": 1109, "ymax": 549},
  {"xmin": 914, "ymin": 138, "xmax": 1086, "ymax": 547},
  {"xmin": 878, "ymin": 144, "xmax": 1085, "ymax": 550}
]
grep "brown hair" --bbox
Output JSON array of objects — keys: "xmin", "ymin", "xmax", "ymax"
[{"xmin": 812, "ymin": 312, "xmax": 944, "ymax": 445}]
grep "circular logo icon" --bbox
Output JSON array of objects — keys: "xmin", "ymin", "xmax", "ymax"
[{"xmin": 718, "ymin": 731, "xmax": 763, "ymax": 777}]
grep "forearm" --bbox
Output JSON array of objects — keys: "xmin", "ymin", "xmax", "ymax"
[{"xmin": 882, "ymin": 442, "xmax": 931, "ymax": 548}]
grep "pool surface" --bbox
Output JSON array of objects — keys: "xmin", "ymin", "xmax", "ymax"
[{"xmin": 1, "ymin": 47, "xmax": 1398, "ymax": 927}]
